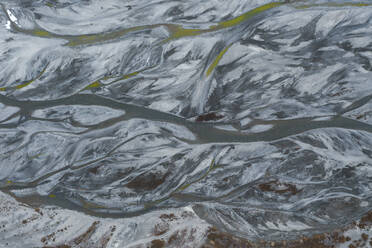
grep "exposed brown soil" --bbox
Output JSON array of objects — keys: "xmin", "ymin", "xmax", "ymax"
[
  {"xmin": 42, "ymin": 220, "xmax": 115, "ymax": 248},
  {"xmin": 127, "ymin": 171, "xmax": 169, "ymax": 191},
  {"xmin": 159, "ymin": 213, "xmax": 178, "ymax": 221},
  {"xmin": 88, "ymin": 166, "xmax": 100, "ymax": 175},
  {"xmin": 41, "ymin": 210, "xmax": 372, "ymax": 248},
  {"xmin": 43, "ymin": 245, "xmax": 71, "ymax": 248},
  {"xmin": 258, "ymin": 180, "xmax": 301, "ymax": 195},
  {"xmin": 203, "ymin": 227, "xmax": 253, "ymax": 248},
  {"xmin": 202, "ymin": 210, "xmax": 372, "ymax": 248},
  {"xmin": 359, "ymin": 211, "xmax": 372, "ymax": 227},
  {"xmin": 73, "ymin": 221, "xmax": 100, "ymax": 245},
  {"xmin": 150, "ymin": 239, "xmax": 165, "ymax": 248},
  {"xmin": 35, "ymin": 207, "xmax": 43, "ymax": 216},
  {"xmin": 98, "ymin": 225, "xmax": 116, "ymax": 248},
  {"xmin": 196, "ymin": 112, "xmax": 224, "ymax": 122}
]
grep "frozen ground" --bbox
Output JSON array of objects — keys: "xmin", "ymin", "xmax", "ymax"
[{"xmin": 0, "ymin": 0, "xmax": 372, "ymax": 247}]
